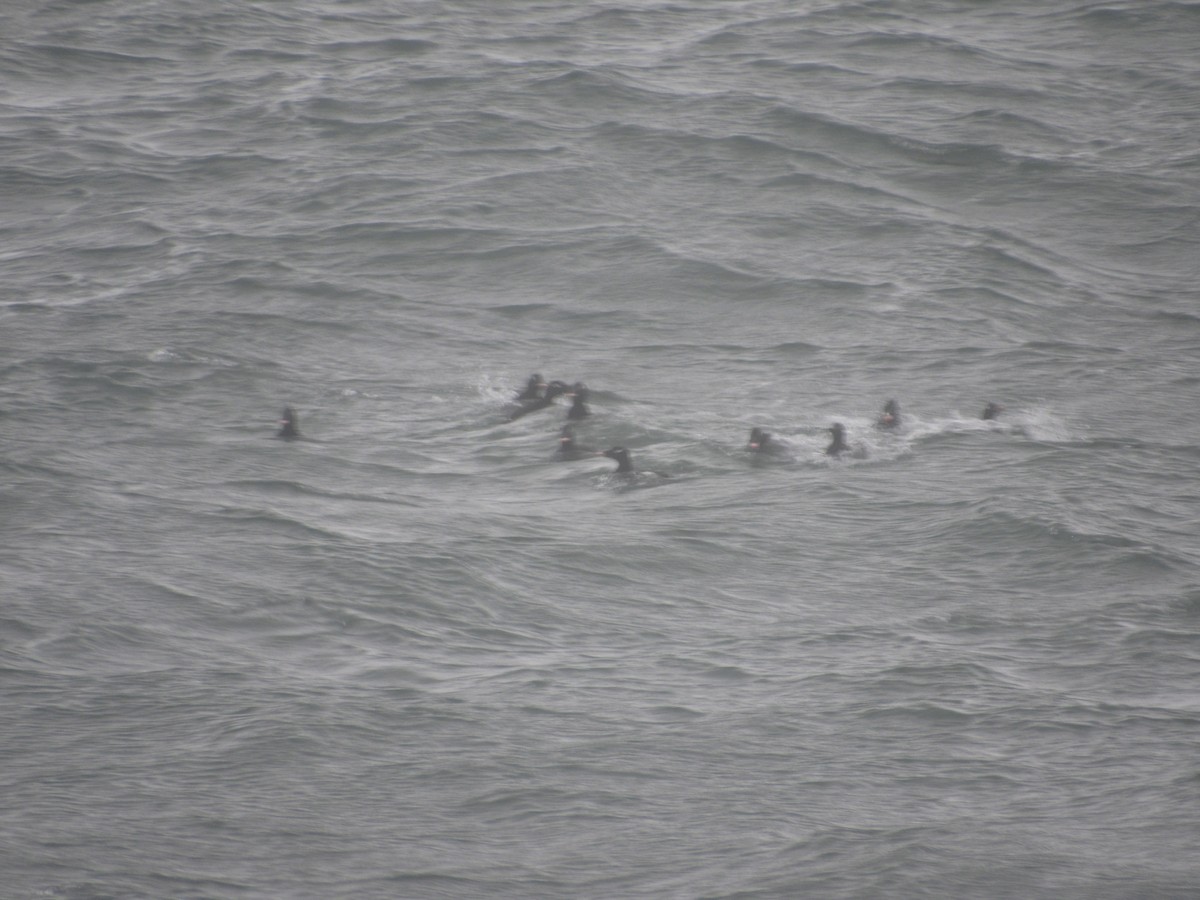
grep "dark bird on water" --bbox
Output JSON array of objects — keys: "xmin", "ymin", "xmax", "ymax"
[
  {"xmin": 515, "ymin": 374, "xmax": 545, "ymax": 402},
  {"xmin": 508, "ymin": 380, "xmax": 569, "ymax": 421},
  {"xmin": 599, "ymin": 446, "xmax": 636, "ymax": 474},
  {"xmin": 556, "ymin": 425, "xmax": 595, "ymax": 460},
  {"xmin": 747, "ymin": 427, "xmax": 791, "ymax": 456},
  {"xmin": 598, "ymin": 447, "xmax": 671, "ymax": 480},
  {"xmin": 566, "ymin": 383, "xmax": 591, "ymax": 420},
  {"xmin": 877, "ymin": 399, "xmax": 901, "ymax": 430},
  {"xmin": 747, "ymin": 427, "xmax": 773, "ymax": 452},
  {"xmin": 278, "ymin": 407, "xmax": 300, "ymax": 440},
  {"xmin": 826, "ymin": 422, "xmax": 850, "ymax": 457}
]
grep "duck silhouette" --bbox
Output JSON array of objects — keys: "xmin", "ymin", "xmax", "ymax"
[
  {"xmin": 877, "ymin": 399, "xmax": 901, "ymax": 430},
  {"xmin": 825, "ymin": 423, "xmax": 849, "ymax": 457},
  {"xmin": 566, "ymin": 383, "xmax": 591, "ymax": 420},
  {"xmin": 277, "ymin": 406, "xmax": 300, "ymax": 440},
  {"xmin": 598, "ymin": 447, "xmax": 671, "ymax": 480},
  {"xmin": 515, "ymin": 373, "xmax": 545, "ymax": 402},
  {"xmin": 556, "ymin": 425, "xmax": 595, "ymax": 460},
  {"xmin": 508, "ymin": 380, "xmax": 569, "ymax": 421}
]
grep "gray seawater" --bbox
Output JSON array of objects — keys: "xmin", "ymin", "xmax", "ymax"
[{"xmin": 3, "ymin": 1, "xmax": 1199, "ymax": 897}]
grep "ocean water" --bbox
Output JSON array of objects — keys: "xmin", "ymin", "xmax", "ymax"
[{"xmin": 3, "ymin": 1, "xmax": 1199, "ymax": 897}]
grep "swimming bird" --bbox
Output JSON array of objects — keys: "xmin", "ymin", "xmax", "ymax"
[
  {"xmin": 277, "ymin": 406, "xmax": 300, "ymax": 440},
  {"xmin": 507, "ymin": 380, "xmax": 569, "ymax": 421},
  {"xmin": 599, "ymin": 446, "xmax": 636, "ymax": 474},
  {"xmin": 598, "ymin": 447, "xmax": 671, "ymax": 479},
  {"xmin": 877, "ymin": 399, "xmax": 901, "ymax": 429},
  {"xmin": 598, "ymin": 446, "xmax": 638, "ymax": 475},
  {"xmin": 556, "ymin": 425, "xmax": 594, "ymax": 460},
  {"xmin": 982, "ymin": 401, "xmax": 1004, "ymax": 420},
  {"xmin": 515, "ymin": 374, "xmax": 545, "ymax": 402},
  {"xmin": 566, "ymin": 383, "xmax": 591, "ymax": 420},
  {"xmin": 747, "ymin": 428, "xmax": 774, "ymax": 452},
  {"xmin": 826, "ymin": 422, "xmax": 850, "ymax": 457}
]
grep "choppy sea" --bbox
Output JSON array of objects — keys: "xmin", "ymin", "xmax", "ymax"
[{"xmin": 3, "ymin": 1, "xmax": 1199, "ymax": 897}]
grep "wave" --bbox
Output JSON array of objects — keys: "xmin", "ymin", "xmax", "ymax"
[
  {"xmin": 3, "ymin": 3, "xmax": 1197, "ymax": 897},
  {"xmin": 317, "ymin": 38, "xmax": 436, "ymax": 58},
  {"xmin": 218, "ymin": 477, "xmax": 421, "ymax": 510},
  {"xmin": 1067, "ymin": 1, "xmax": 1200, "ymax": 27},
  {"xmin": 759, "ymin": 102, "xmax": 1042, "ymax": 171},
  {"xmin": 17, "ymin": 42, "xmax": 174, "ymax": 73}
]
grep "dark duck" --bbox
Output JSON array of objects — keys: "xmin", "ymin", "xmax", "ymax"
[
  {"xmin": 982, "ymin": 401, "xmax": 1004, "ymax": 421},
  {"xmin": 515, "ymin": 374, "xmax": 545, "ymax": 402},
  {"xmin": 566, "ymin": 382, "xmax": 591, "ymax": 420},
  {"xmin": 598, "ymin": 447, "xmax": 671, "ymax": 480},
  {"xmin": 747, "ymin": 427, "xmax": 782, "ymax": 454},
  {"xmin": 877, "ymin": 398, "xmax": 901, "ymax": 430},
  {"xmin": 825, "ymin": 422, "xmax": 850, "ymax": 457},
  {"xmin": 277, "ymin": 406, "xmax": 300, "ymax": 440},
  {"xmin": 507, "ymin": 380, "xmax": 569, "ymax": 421},
  {"xmin": 556, "ymin": 425, "xmax": 594, "ymax": 460}
]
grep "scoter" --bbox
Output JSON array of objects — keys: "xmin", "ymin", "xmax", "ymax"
[
  {"xmin": 277, "ymin": 406, "xmax": 300, "ymax": 440},
  {"xmin": 877, "ymin": 399, "xmax": 901, "ymax": 430},
  {"xmin": 515, "ymin": 374, "xmax": 545, "ymax": 402},
  {"xmin": 507, "ymin": 380, "xmax": 569, "ymax": 421},
  {"xmin": 566, "ymin": 382, "xmax": 591, "ymax": 420},
  {"xmin": 747, "ymin": 427, "xmax": 777, "ymax": 452},
  {"xmin": 598, "ymin": 447, "xmax": 671, "ymax": 480},
  {"xmin": 556, "ymin": 425, "xmax": 594, "ymax": 460},
  {"xmin": 825, "ymin": 422, "xmax": 850, "ymax": 457}
]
